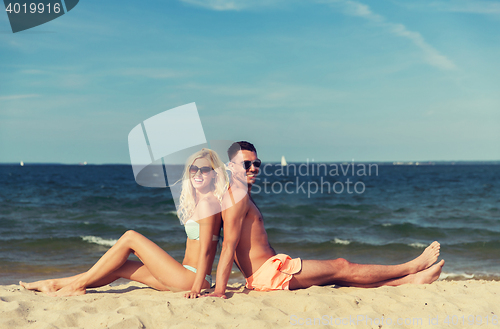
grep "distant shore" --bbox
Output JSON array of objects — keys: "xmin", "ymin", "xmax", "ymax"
[{"xmin": 1, "ymin": 160, "xmax": 500, "ymax": 166}]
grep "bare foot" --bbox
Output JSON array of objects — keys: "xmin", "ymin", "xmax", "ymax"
[
  {"xmin": 47, "ymin": 282, "xmax": 86, "ymax": 297},
  {"xmin": 19, "ymin": 279, "xmax": 59, "ymax": 293},
  {"xmin": 411, "ymin": 259, "xmax": 445, "ymax": 284},
  {"xmin": 409, "ymin": 241, "xmax": 440, "ymax": 273}
]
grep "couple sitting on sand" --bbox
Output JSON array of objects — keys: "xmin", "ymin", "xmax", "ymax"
[{"xmin": 21, "ymin": 141, "xmax": 444, "ymax": 298}]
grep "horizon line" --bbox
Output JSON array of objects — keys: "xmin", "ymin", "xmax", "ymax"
[{"xmin": 2, "ymin": 160, "xmax": 500, "ymax": 166}]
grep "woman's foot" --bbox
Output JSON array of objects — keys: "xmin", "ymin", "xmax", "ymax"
[
  {"xmin": 19, "ymin": 279, "xmax": 59, "ymax": 293},
  {"xmin": 47, "ymin": 282, "xmax": 87, "ymax": 297}
]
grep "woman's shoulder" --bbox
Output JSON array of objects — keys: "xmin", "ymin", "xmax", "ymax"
[
  {"xmin": 198, "ymin": 193, "xmax": 220, "ymax": 205},
  {"xmin": 195, "ymin": 194, "xmax": 221, "ymax": 216}
]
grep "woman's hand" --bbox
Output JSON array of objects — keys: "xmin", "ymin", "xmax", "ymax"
[
  {"xmin": 202, "ymin": 292, "xmax": 227, "ymax": 299},
  {"xmin": 184, "ymin": 290, "xmax": 201, "ymax": 299}
]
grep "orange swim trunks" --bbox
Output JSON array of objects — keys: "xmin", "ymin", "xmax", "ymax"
[{"xmin": 245, "ymin": 254, "xmax": 302, "ymax": 291}]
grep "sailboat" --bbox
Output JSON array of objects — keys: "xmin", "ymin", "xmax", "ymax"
[
  {"xmin": 20, "ymin": 161, "xmax": 24, "ymax": 166},
  {"xmin": 281, "ymin": 156, "xmax": 287, "ymax": 166}
]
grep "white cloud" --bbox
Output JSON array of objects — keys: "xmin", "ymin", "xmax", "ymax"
[
  {"xmin": 118, "ymin": 68, "xmax": 183, "ymax": 79},
  {"xmin": 180, "ymin": 0, "xmax": 241, "ymax": 10},
  {"xmin": 323, "ymin": 0, "xmax": 456, "ymax": 70},
  {"xmin": 177, "ymin": 82, "xmax": 348, "ymax": 110},
  {"xmin": 179, "ymin": 0, "xmax": 277, "ymax": 11},
  {"xmin": 429, "ymin": 0, "xmax": 500, "ymax": 15},
  {"xmin": 0, "ymin": 94, "xmax": 39, "ymax": 101},
  {"xmin": 20, "ymin": 69, "xmax": 47, "ymax": 75},
  {"xmin": 389, "ymin": 23, "xmax": 456, "ymax": 70},
  {"xmin": 339, "ymin": 0, "xmax": 384, "ymax": 22},
  {"xmin": 179, "ymin": 0, "xmax": 456, "ymax": 71}
]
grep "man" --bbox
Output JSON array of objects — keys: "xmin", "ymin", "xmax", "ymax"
[{"xmin": 207, "ymin": 141, "xmax": 444, "ymax": 298}]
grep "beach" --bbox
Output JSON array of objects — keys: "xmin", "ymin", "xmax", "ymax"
[{"xmin": 1, "ymin": 280, "xmax": 499, "ymax": 328}]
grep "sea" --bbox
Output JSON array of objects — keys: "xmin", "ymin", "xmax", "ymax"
[{"xmin": 1, "ymin": 162, "xmax": 499, "ymax": 286}]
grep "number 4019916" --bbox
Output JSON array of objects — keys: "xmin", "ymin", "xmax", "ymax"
[
  {"xmin": 5, "ymin": 2, "xmax": 61, "ymax": 14},
  {"xmin": 443, "ymin": 315, "xmax": 498, "ymax": 326}
]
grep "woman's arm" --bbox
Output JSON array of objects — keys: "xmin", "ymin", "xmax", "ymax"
[{"xmin": 184, "ymin": 198, "xmax": 220, "ymax": 299}]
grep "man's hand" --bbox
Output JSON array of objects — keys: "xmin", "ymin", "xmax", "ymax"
[
  {"xmin": 202, "ymin": 292, "xmax": 227, "ymax": 299},
  {"xmin": 184, "ymin": 291, "xmax": 201, "ymax": 299}
]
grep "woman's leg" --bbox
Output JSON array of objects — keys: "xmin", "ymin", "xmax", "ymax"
[
  {"xmin": 88, "ymin": 260, "xmax": 181, "ymax": 291},
  {"xmin": 21, "ymin": 259, "xmax": 180, "ymax": 293},
  {"xmin": 23, "ymin": 230, "xmax": 204, "ymax": 296}
]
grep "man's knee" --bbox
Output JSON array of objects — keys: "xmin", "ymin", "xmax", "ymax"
[
  {"xmin": 331, "ymin": 258, "xmax": 350, "ymax": 268},
  {"xmin": 329, "ymin": 258, "xmax": 353, "ymax": 279}
]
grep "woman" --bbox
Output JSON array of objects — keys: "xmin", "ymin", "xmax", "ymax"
[{"xmin": 20, "ymin": 148, "xmax": 227, "ymax": 299}]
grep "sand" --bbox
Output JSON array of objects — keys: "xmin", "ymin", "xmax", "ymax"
[{"xmin": 1, "ymin": 280, "xmax": 499, "ymax": 329}]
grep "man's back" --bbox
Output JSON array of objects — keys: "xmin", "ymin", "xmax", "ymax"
[{"xmin": 233, "ymin": 197, "xmax": 276, "ymax": 277}]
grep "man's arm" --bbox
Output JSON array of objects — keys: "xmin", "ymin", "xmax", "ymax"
[{"xmin": 206, "ymin": 190, "xmax": 248, "ymax": 298}]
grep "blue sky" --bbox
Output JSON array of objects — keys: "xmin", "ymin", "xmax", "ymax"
[{"xmin": 1, "ymin": 0, "xmax": 499, "ymax": 163}]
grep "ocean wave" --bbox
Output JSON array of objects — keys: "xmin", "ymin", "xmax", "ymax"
[
  {"xmin": 438, "ymin": 271, "xmax": 500, "ymax": 281},
  {"xmin": 408, "ymin": 242, "xmax": 427, "ymax": 248},
  {"xmin": 440, "ymin": 272, "xmax": 475, "ymax": 280},
  {"xmin": 332, "ymin": 238, "xmax": 350, "ymax": 245},
  {"xmin": 81, "ymin": 236, "xmax": 117, "ymax": 247}
]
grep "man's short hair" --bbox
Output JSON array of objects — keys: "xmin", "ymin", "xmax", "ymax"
[{"xmin": 227, "ymin": 141, "xmax": 257, "ymax": 161}]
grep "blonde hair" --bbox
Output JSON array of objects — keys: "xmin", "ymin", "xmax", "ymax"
[{"xmin": 177, "ymin": 148, "xmax": 228, "ymax": 223}]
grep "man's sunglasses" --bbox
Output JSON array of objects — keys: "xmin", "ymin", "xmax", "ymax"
[
  {"xmin": 243, "ymin": 159, "xmax": 262, "ymax": 170},
  {"xmin": 189, "ymin": 165, "xmax": 213, "ymax": 175}
]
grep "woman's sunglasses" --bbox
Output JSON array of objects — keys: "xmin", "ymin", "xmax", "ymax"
[
  {"xmin": 189, "ymin": 165, "xmax": 213, "ymax": 175},
  {"xmin": 243, "ymin": 159, "xmax": 262, "ymax": 170}
]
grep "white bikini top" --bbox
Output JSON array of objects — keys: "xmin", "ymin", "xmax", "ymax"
[{"xmin": 184, "ymin": 219, "xmax": 219, "ymax": 241}]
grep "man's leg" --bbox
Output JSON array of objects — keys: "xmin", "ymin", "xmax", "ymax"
[
  {"xmin": 334, "ymin": 260, "xmax": 444, "ymax": 288},
  {"xmin": 289, "ymin": 241, "xmax": 441, "ymax": 290}
]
